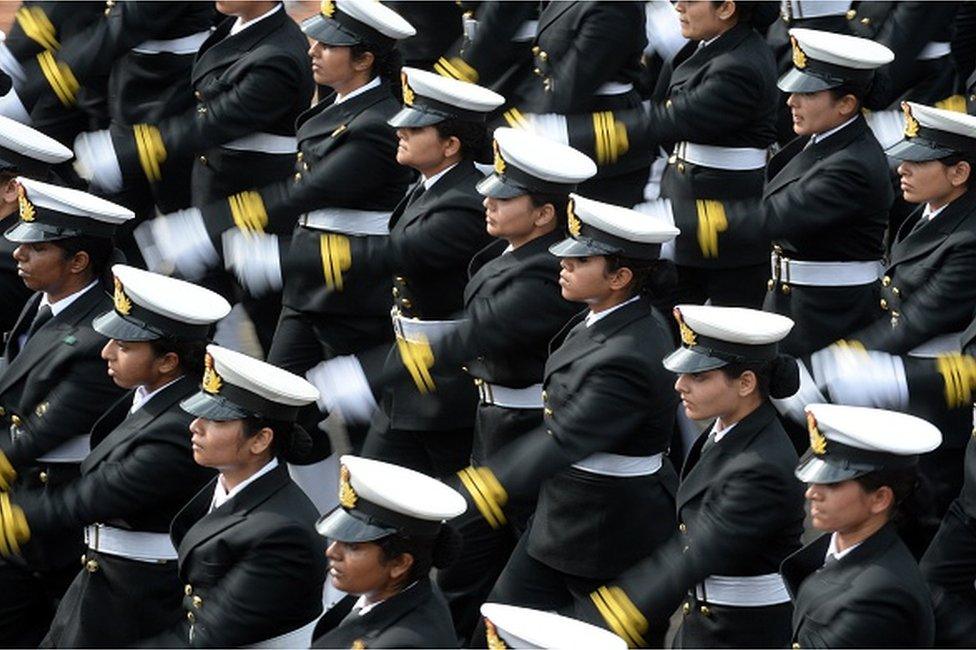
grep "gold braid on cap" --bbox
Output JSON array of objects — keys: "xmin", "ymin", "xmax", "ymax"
[
  {"xmin": 113, "ymin": 277, "xmax": 132, "ymax": 316},
  {"xmin": 17, "ymin": 185, "xmax": 35, "ymax": 223},
  {"xmin": 807, "ymin": 411, "xmax": 827, "ymax": 455},
  {"xmin": 673, "ymin": 308, "xmax": 697, "ymax": 347},
  {"xmin": 492, "ymin": 139, "xmax": 506, "ymax": 175},
  {"xmin": 902, "ymin": 102, "xmax": 920, "ymax": 138},
  {"xmin": 567, "ymin": 198, "xmax": 582, "ymax": 237},
  {"xmin": 320, "ymin": 0, "xmax": 335, "ymax": 18},
  {"xmin": 339, "ymin": 464, "xmax": 358, "ymax": 509},
  {"xmin": 201, "ymin": 353, "xmax": 222, "ymax": 395},
  {"xmin": 791, "ymin": 35, "xmax": 808, "ymax": 69},
  {"xmin": 401, "ymin": 71, "xmax": 415, "ymax": 107}
]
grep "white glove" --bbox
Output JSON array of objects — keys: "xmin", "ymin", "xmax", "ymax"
[
  {"xmin": 523, "ymin": 113, "xmax": 569, "ymax": 145},
  {"xmin": 633, "ymin": 198, "xmax": 676, "ymax": 259},
  {"xmin": 222, "ymin": 230, "xmax": 282, "ymax": 297},
  {"xmin": 772, "ymin": 358, "xmax": 828, "ymax": 426},
  {"xmin": 73, "ymin": 130, "xmax": 123, "ymax": 193},
  {"xmin": 812, "ymin": 344, "xmax": 909, "ymax": 410},
  {"xmin": 865, "ymin": 109, "xmax": 905, "ymax": 152},
  {"xmin": 306, "ymin": 356, "xmax": 378, "ymax": 425},
  {"xmin": 0, "ymin": 88, "xmax": 29, "ymax": 124},
  {"xmin": 133, "ymin": 207, "xmax": 217, "ymax": 280}
]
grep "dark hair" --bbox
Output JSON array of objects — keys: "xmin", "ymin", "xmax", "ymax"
[
  {"xmin": 433, "ymin": 118, "xmax": 488, "ymax": 162},
  {"xmin": 828, "ymin": 73, "xmax": 891, "ymax": 112},
  {"xmin": 938, "ymin": 153, "xmax": 976, "ymax": 189},
  {"xmin": 243, "ymin": 416, "xmax": 313, "ymax": 463},
  {"xmin": 528, "ymin": 192, "xmax": 570, "ymax": 230},
  {"xmin": 56, "ymin": 235, "xmax": 114, "ymax": 279},
  {"xmin": 375, "ymin": 524, "xmax": 462, "ymax": 587},
  {"xmin": 853, "ymin": 466, "xmax": 936, "ymax": 555},
  {"xmin": 709, "ymin": 1, "xmax": 777, "ymax": 31},
  {"xmin": 350, "ymin": 42, "xmax": 403, "ymax": 102},
  {"xmin": 604, "ymin": 255, "xmax": 677, "ymax": 301},
  {"xmin": 148, "ymin": 337, "xmax": 209, "ymax": 380},
  {"xmin": 717, "ymin": 354, "xmax": 800, "ymax": 400}
]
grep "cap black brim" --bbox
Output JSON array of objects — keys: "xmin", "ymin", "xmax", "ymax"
[
  {"xmin": 884, "ymin": 139, "xmax": 955, "ymax": 162},
  {"xmin": 4, "ymin": 221, "xmax": 79, "ymax": 243},
  {"xmin": 316, "ymin": 507, "xmax": 398, "ymax": 542},
  {"xmin": 548, "ymin": 237, "xmax": 607, "ymax": 258},
  {"xmin": 301, "ymin": 15, "xmax": 360, "ymax": 46},
  {"xmin": 794, "ymin": 450, "xmax": 872, "ymax": 484},
  {"xmin": 180, "ymin": 391, "xmax": 251, "ymax": 421},
  {"xmin": 387, "ymin": 106, "xmax": 446, "ymax": 128},
  {"xmin": 777, "ymin": 68, "xmax": 839, "ymax": 94},
  {"xmin": 662, "ymin": 346, "xmax": 729, "ymax": 374},
  {"xmin": 476, "ymin": 173, "xmax": 527, "ymax": 199},
  {"xmin": 92, "ymin": 310, "xmax": 160, "ymax": 341}
]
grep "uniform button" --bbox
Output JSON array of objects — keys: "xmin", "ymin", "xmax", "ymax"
[
  {"xmin": 197, "ymin": 105, "xmax": 207, "ymax": 114},
  {"xmin": 541, "ymin": 390, "xmax": 547, "ymax": 402},
  {"xmin": 665, "ymin": 99, "xmax": 673, "ymax": 108},
  {"xmin": 85, "ymin": 559, "xmax": 99, "ymax": 573},
  {"xmin": 677, "ymin": 162, "xmax": 685, "ymax": 173},
  {"xmin": 792, "ymin": 644, "xmax": 801, "ymax": 650},
  {"xmin": 0, "ymin": 407, "xmax": 6, "ymax": 416},
  {"xmin": 860, "ymin": 17, "xmax": 870, "ymax": 25},
  {"xmin": 184, "ymin": 584, "xmax": 193, "ymax": 596},
  {"xmin": 767, "ymin": 279, "xmax": 775, "ymax": 291},
  {"xmin": 781, "ymin": 284, "xmax": 791, "ymax": 295},
  {"xmin": 682, "ymin": 602, "xmax": 691, "ymax": 616},
  {"xmin": 881, "ymin": 275, "xmax": 891, "ymax": 287},
  {"xmin": 970, "ymin": 94, "xmax": 976, "ymax": 102},
  {"xmin": 293, "ymin": 173, "xmax": 302, "ymax": 183},
  {"xmin": 296, "ymin": 151, "xmax": 304, "ymax": 161},
  {"xmin": 892, "ymin": 287, "xmax": 900, "ymax": 297},
  {"xmin": 194, "ymin": 90, "xmax": 203, "ymax": 100},
  {"xmin": 546, "ymin": 429, "xmax": 553, "ymax": 436},
  {"xmin": 531, "ymin": 46, "xmax": 540, "ymax": 55},
  {"xmin": 699, "ymin": 605, "xmax": 711, "ymax": 617},
  {"xmin": 544, "ymin": 407, "xmax": 553, "ymax": 416},
  {"xmin": 394, "ymin": 276, "xmax": 405, "ymax": 283},
  {"xmin": 473, "ymin": 377, "xmax": 483, "ymax": 386},
  {"xmin": 845, "ymin": 9, "xmax": 856, "ymax": 19},
  {"xmin": 678, "ymin": 522, "xmax": 687, "ymax": 533},
  {"xmin": 11, "ymin": 415, "xmax": 20, "ymax": 426},
  {"xmin": 39, "ymin": 471, "xmax": 48, "ymax": 484},
  {"xmin": 392, "ymin": 287, "xmax": 399, "ymax": 297},
  {"xmin": 539, "ymin": 51, "xmax": 548, "ymax": 61},
  {"xmin": 880, "ymin": 298, "xmax": 888, "ymax": 310},
  {"xmin": 80, "ymin": 554, "xmax": 87, "ymax": 566},
  {"xmin": 192, "ymin": 595, "xmax": 203, "ymax": 609},
  {"xmin": 187, "ymin": 611, "xmax": 196, "ymax": 624},
  {"xmin": 198, "ymin": 155, "xmax": 207, "ymax": 166},
  {"xmin": 401, "ymin": 298, "xmax": 412, "ymax": 309},
  {"xmin": 533, "ymin": 67, "xmax": 542, "ymax": 77}
]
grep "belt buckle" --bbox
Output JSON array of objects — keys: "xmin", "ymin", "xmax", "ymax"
[
  {"xmin": 390, "ymin": 308, "xmax": 406, "ymax": 341},
  {"xmin": 771, "ymin": 247, "xmax": 783, "ymax": 283}
]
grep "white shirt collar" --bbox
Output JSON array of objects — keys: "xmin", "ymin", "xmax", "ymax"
[
  {"xmin": 825, "ymin": 532, "xmax": 861, "ymax": 564},
  {"xmin": 130, "ymin": 377, "xmax": 183, "ymax": 414},
  {"xmin": 229, "ymin": 3, "xmax": 282, "ymax": 36},
  {"xmin": 335, "ymin": 76, "xmax": 381, "ymax": 105},
  {"xmin": 923, "ymin": 202, "xmax": 950, "ymax": 221},
  {"xmin": 211, "ymin": 457, "xmax": 279, "ymax": 512},
  {"xmin": 354, "ymin": 581, "xmax": 419, "ymax": 616},
  {"xmin": 423, "ymin": 162, "xmax": 458, "ymax": 190},
  {"xmin": 585, "ymin": 295, "xmax": 640, "ymax": 328},
  {"xmin": 41, "ymin": 279, "xmax": 99, "ymax": 317},
  {"xmin": 811, "ymin": 115, "xmax": 858, "ymax": 145},
  {"xmin": 709, "ymin": 419, "xmax": 738, "ymax": 444}
]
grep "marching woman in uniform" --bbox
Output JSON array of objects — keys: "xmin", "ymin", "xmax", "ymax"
[
  {"xmin": 311, "ymin": 455, "xmax": 465, "ymax": 648},
  {"xmin": 448, "ymin": 196, "xmax": 680, "ymax": 647},
  {"xmin": 358, "ymin": 66, "xmax": 502, "ymax": 476},
  {"xmin": 147, "ymin": 345, "xmax": 327, "ymax": 648},
  {"xmin": 136, "ymin": 0, "xmax": 416, "ymax": 455},
  {"xmin": 308, "ymin": 127, "xmax": 594, "ymax": 641},
  {"xmin": 569, "ymin": 305, "xmax": 806, "ymax": 648},
  {"xmin": 0, "ymin": 178, "xmax": 132, "ymax": 645},
  {"xmin": 0, "ymin": 266, "xmax": 228, "ymax": 647},
  {"xmin": 782, "ymin": 404, "xmax": 939, "ymax": 648}
]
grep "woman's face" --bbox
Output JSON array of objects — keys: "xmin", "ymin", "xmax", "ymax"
[
  {"xmin": 101, "ymin": 339, "xmax": 163, "ymax": 390},
  {"xmin": 805, "ymin": 480, "xmax": 881, "ymax": 533},
  {"xmin": 308, "ymin": 41, "xmax": 358, "ymax": 88},
  {"xmin": 12, "ymin": 241, "xmax": 73, "ymax": 294},
  {"xmin": 396, "ymin": 126, "xmax": 452, "ymax": 173},
  {"xmin": 897, "ymin": 159, "xmax": 962, "ymax": 206},
  {"xmin": 673, "ymin": 369, "xmax": 741, "ymax": 421},
  {"xmin": 674, "ymin": 0, "xmax": 734, "ymax": 41},
  {"xmin": 483, "ymin": 195, "xmax": 542, "ymax": 242},
  {"xmin": 787, "ymin": 90, "xmax": 851, "ymax": 136},
  {"xmin": 189, "ymin": 417, "xmax": 256, "ymax": 471},
  {"xmin": 326, "ymin": 540, "xmax": 404, "ymax": 596},
  {"xmin": 558, "ymin": 255, "xmax": 613, "ymax": 304}
]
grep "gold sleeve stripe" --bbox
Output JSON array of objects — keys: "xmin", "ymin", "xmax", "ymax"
[
  {"xmin": 695, "ymin": 199, "xmax": 728, "ymax": 259},
  {"xmin": 0, "ymin": 493, "xmax": 27, "ymax": 556},
  {"xmin": 396, "ymin": 336, "xmax": 436, "ymax": 394},
  {"xmin": 457, "ymin": 466, "xmax": 507, "ymax": 529},
  {"xmin": 457, "ymin": 467, "xmax": 502, "ymax": 528},
  {"xmin": 16, "ymin": 7, "xmax": 59, "ymax": 51},
  {"xmin": 590, "ymin": 111, "xmax": 630, "ymax": 166},
  {"xmin": 433, "ymin": 57, "xmax": 479, "ymax": 84},
  {"xmin": 592, "ymin": 586, "xmax": 648, "ymax": 648},
  {"xmin": 502, "ymin": 108, "xmax": 529, "ymax": 129},
  {"xmin": 0, "ymin": 451, "xmax": 16, "ymax": 492},
  {"xmin": 934, "ymin": 94, "xmax": 967, "ymax": 113},
  {"xmin": 319, "ymin": 233, "xmax": 351, "ymax": 292},
  {"xmin": 133, "ymin": 124, "xmax": 167, "ymax": 183},
  {"xmin": 935, "ymin": 353, "xmax": 976, "ymax": 409},
  {"xmin": 227, "ymin": 191, "xmax": 268, "ymax": 233},
  {"xmin": 36, "ymin": 50, "xmax": 78, "ymax": 107}
]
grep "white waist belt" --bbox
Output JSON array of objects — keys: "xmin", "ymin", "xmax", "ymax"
[
  {"xmin": 596, "ymin": 81, "xmax": 634, "ymax": 96},
  {"xmin": 244, "ymin": 617, "xmax": 320, "ymax": 649},
  {"xmin": 919, "ymin": 41, "xmax": 951, "ymax": 60},
  {"xmin": 695, "ymin": 573, "xmax": 791, "ymax": 607},
  {"xmin": 908, "ymin": 331, "xmax": 963, "ymax": 358},
  {"xmin": 673, "ymin": 142, "xmax": 767, "ymax": 170},
  {"xmin": 132, "ymin": 29, "xmax": 212, "ymax": 55},
  {"xmin": 391, "ymin": 309, "xmax": 465, "ymax": 345},
  {"xmin": 771, "ymin": 255, "xmax": 883, "ymax": 287},
  {"xmin": 300, "ymin": 208, "xmax": 390, "ymax": 236},
  {"xmin": 222, "ymin": 132, "xmax": 297, "ymax": 154},
  {"xmin": 572, "ymin": 452, "xmax": 662, "ymax": 477},
  {"xmin": 477, "ymin": 382, "xmax": 544, "ymax": 409},
  {"xmin": 37, "ymin": 435, "xmax": 90, "ymax": 463},
  {"xmin": 513, "ymin": 19, "xmax": 538, "ymax": 41},
  {"xmin": 84, "ymin": 524, "xmax": 178, "ymax": 563}
]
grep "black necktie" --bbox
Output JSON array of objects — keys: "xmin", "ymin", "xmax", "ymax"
[
  {"xmin": 700, "ymin": 429, "xmax": 718, "ymax": 455},
  {"xmin": 25, "ymin": 304, "xmax": 52, "ymax": 342},
  {"xmin": 407, "ymin": 180, "xmax": 426, "ymax": 205}
]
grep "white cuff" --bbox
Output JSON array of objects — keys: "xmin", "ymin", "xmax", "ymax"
[
  {"xmin": 136, "ymin": 208, "xmax": 217, "ymax": 280},
  {"xmin": 222, "ymin": 230, "xmax": 282, "ymax": 296},
  {"xmin": 0, "ymin": 88, "xmax": 29, "ymax": 124},
  {"xmin": 824, "ymin": 350, "xmax": 909, "ymax": 410},
  {"xmin": 306, "ymin": 356, "xmax": 378, "ymax": 425},
  {"xmin": 771, "ymin": 359, "xmax": 827, "ymax": 425},
  {"xmin": 525, "ymin": 113, "xmax": 569, "ymax": 145},
  {"xmin": 633, "ymin": 197, "xmax": 675, "ymax": 228},
  {"xmin": 866, "ymin": 110, "xmax": 905, "ymax": 152},
  {"xmin": 0, "ymin": 42, "xmax": 26, "ymax": 87},
  {"xmin": 73, "ymin": 130, "xmax": 123, "ymax": 194}
]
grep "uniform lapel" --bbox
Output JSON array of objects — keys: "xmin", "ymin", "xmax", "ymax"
[
  {"xmin": 765, "ymin": 115, "xmax": 870, "ymax": 197},
  {"xmin": 463, "ymin": 230, "xmax": 560, "ymax": 303},
  {"xmin": 3, "ymin": 293, "xmax": 41, "ymax": 361},
  {"xmin": 888, "ymin": 190, "xmax": 976, "ymax": 267},
  {"xmin": 296, "ymin": 85, "xmax": 389, "ymax": 142},
  {"xmin": 339, "ymin": 579, "xmax": 435, "ymax": 645},
  {"xmin": 192, "ymin": 9, "xmax": 287, "ymax": 84},
  {"xmin": 536, "ymin": 1, "xmax": 575, "ymax": 36},
  {"xmin": 544, "ymin": 298, "xmax": 648, "ymax": 375},
  {"xmin": 670, "ymin": 23, "xmax": 750, "ymax": 87}
]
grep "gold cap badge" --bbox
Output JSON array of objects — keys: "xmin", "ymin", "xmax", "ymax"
[
  {"xmin": 807, "ymin": 411, "xmax": 827, "ymax": 455},
  {"xmin": 339, "ymin": 464, "xmax": 358, "ymax": 509},
  {"xmin": 674, "ymin": 308, "xmax": 697, "ymax": 347},
  {"xmin": 202, "ymin": 353, "xmax": 222, "ymax": 395},
  {"xmin": 493, "ymin": 139, "xmax": 506, "ymax": 175},
  {"xmin": 320, "ymin": 0, "xmax": 335, "ymax": 18},
  {"xmin": 113, "ymin": 277, "xmax": 132, "ymax": 315},
  {"xmin": 485, "ymin": 619, "xmax": 508, "ymax": 650},
  {"xmin": 567, "ymin": 198, "xmax": 582, "ymax": 237},
  {"xmin": 401, "ymin": 71, "xmax": 415, "ymax": 107},
  {"xmin": 17, "ymin": 185, "xmax": 35, "ymax": 223},
  {"xmin": 791, "ymin": 35, "xmax": 808, "ymax": 70},
  {"xmin": 902, "ymin": 102, "xmax": 920, "ymax": 138}
]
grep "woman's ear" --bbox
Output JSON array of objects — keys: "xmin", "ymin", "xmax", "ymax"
[
  {"xmin": 352, "ymin": 50, "xmax": 375, "ymax": 73},
  {"xmin": 533, "ymin": 202, "xmax": 555, "ymax": 228},
  {"xmin": 248, "ymin": 427, "xmax": 274, "ymax": 456},
  {"xmin": 389, "ymin": 551, "xmax": 414, "ymax": 582},
  {"xmin": 948, "ymin": 160, "xmax": 972, "ymax": 188},
  {"xmin": 737, "ymin": 370, "xmax": 758, "ymax": 397},
  {"xmin": 868, "ymin": 485, "xmax": 895, "ymax": 515}
]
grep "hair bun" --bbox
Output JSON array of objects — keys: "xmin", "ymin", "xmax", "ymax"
[
  {"xmin": 431, "ymin": 524, "xmax": 462, "ymax": 569},
  {"xmin": 768, "ymin": 354, "xmax": 800, "ymax": 399},
  {"xmin": 283, "ymin": 424, "xmax": 313, "ymax": 464}
]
